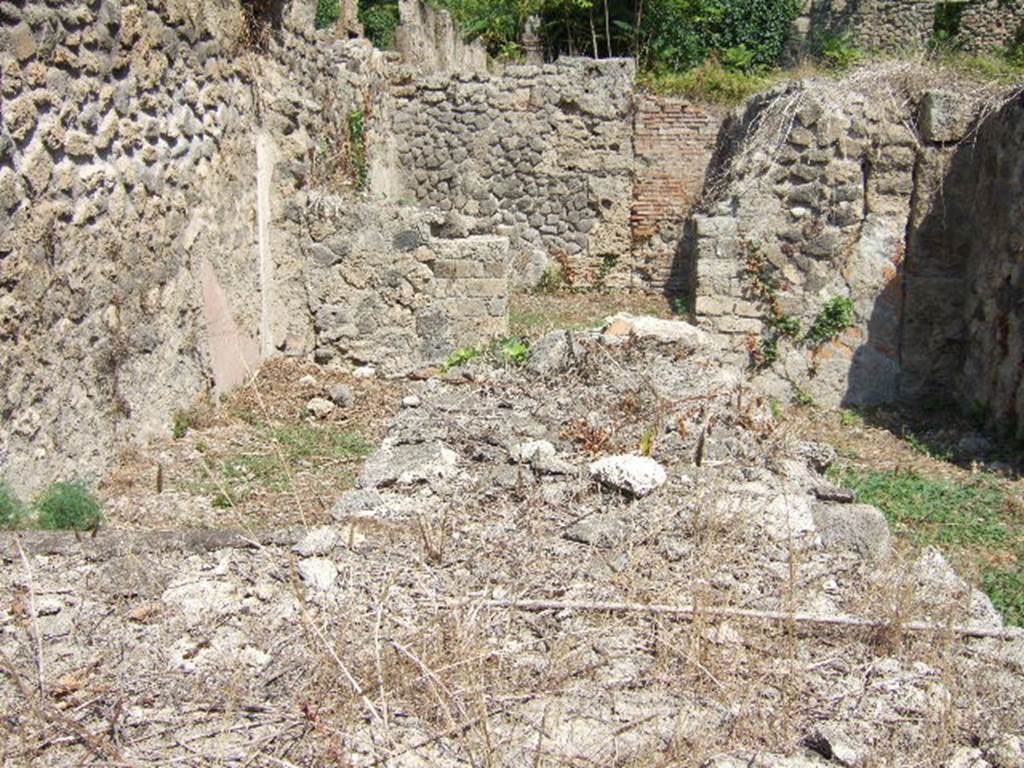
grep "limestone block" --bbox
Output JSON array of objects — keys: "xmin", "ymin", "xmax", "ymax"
[{"xmin": 920, "ymin": 90, "xmax": 977, "ymax": 144}]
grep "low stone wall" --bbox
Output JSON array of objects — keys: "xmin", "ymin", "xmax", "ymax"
[
  {"xmin": 301, "ymin": 197, "xmax": 509, "ymax": 373},
  {"xmin": 383, "ymin": 58, "xmax": 638, "ymax": 288}
]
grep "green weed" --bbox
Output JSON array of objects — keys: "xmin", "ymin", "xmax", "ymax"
[
  {"xmin": 806, "ymin": 296, "xmax": 855, "ymax": 345},
  {"xmin": 982, "ymin": 566, "xmax": 1024, "ymax": 627},
  {"xmin": 839, "ymin": 409, "xmax": 863, "ymax": 428},
  {"xmin": 443, "ymin": 337, "xmax": 531, "ymax": 371},
  {"xmin": 34, "ymin": 481, "xmax": 103, "ymax": 531},
  {"xmin": 640, "ymin": 60, "xmax": 776, "ymax": 106},
  {"xmin": 827, "ymin": 466, "xmax": 1010, "ymax": 547},
  {"xmin": 794, "ymin": 388, "xmax": 815, "ymax": 407},
  {"xmin": 443, "ymin": 345, "xmax": 484, "ymax": 371}
]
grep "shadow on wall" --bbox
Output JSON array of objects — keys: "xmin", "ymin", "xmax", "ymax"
[
  {"xmin": 846, "ymin": 93, "xmax": 1024, "ymax": 436},
  {"xmin": 663, "ymin": 94, "xmax": 773, "ymax": 306}
]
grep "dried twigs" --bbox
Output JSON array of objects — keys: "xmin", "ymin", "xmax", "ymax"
[{"xmin": 447, "ymin": 597, "xmax": 1024, "ymax": 641}]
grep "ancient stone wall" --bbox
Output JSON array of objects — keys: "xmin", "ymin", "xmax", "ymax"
[
  {"xmin": 906, "ymin": 93, "xmax": 1024, "ymax": 436},
  {"xmin": 691, "ymin": 81, "xmax": 925, "ymax": 406},
  {"xmin": 961, "ymin": 0, "xmax": 1024, "ymax": 49},
  {"xmin": 686, "ymin": 73, "xmax": 1022, "ymax": 435},
  {"xmin": 300, "ymin": 197, "xmax": 509, "ymax": 373},
  {"xmin": 0, "ymin": 0, "xmax": 389, "ymax": 492},
  {"xmin": 631, "ymin": 96, "xmax": 725, "ymax": 293},
  {"xmin": 801, "ymin": 0, "xmax": 1023, "ymax": 52},
  {"xmin": 385, "ymin": 58, "xmax": 638, "ymax": 288},
  {"xmin": 395, "ymin": 0, "xmax": 489, "ymax": 75}
]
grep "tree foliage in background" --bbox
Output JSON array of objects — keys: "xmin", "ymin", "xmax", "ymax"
[
  {"xmin": 360, "ymin": 0, "xmax": 401, "ymax": 48},
  {"xmin": 315, "ymin": 0, "xmax": 341, "ymax": 30},
  {"xmin": 356, "ymin": 0, "xmax": 800, "ymax": 72}
]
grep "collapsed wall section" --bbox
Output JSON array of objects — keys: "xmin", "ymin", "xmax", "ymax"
[{"xmin": 384, "ymin": 58, "xmax": 638, "ymax": 288}]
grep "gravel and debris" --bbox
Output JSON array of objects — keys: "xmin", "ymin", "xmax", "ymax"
[{"xmin": 2, "ymin": 325, "xmax": 1022, "ymax": 766}]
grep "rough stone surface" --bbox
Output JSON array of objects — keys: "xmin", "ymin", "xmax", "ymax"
[
  {"xmin": 687, "ymin": 73, "xmax": 1022, "ymax": 432},
  {"xmin": 604, "ymin": 313, "xmax": 708, "ymax": 346},
  {"xmin": 589, "ymin": 455, "xmax": 667, "ymax": 497},
  {"xmin": 358, "ymin": 439, "xmax": 459, "ymax": 488},
  {"xmin": 798, "ymin": 0, "xmax": 1024, "ymax": 53},
  {"xmin": 306, "ymin": 397, "xmax": 336, "ymax": 420},
  {"xmin": 294, "ymin": 527, "xmax": 341, "ymax": 557}
]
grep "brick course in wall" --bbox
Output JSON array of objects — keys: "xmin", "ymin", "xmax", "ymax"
[{"xmin": 631, "ymin": 96, "xmax": 725, "ymax": 293}]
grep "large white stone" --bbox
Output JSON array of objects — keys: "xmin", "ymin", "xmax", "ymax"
[
  {"xmin": 298, "ymin": 557, "xmax": 338, "ymax": 591},
  {"xmin": 603, "ymin": 313, "xmax": 708, "ymax": 346},
  {"xmin": 589, "ymin": 455, "xmax": 666, "ymax": 498}
]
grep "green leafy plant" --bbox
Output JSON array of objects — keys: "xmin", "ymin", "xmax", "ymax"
[
  {"xmin": 641, "ymin": 60, "xmax": 775, "ymax": 105},
  {"xmin": 535, "ymin": 264, "xmax": 567, "ymax": 294},
  {"xmin": 495, "ymin": 337, "xmax": 531, "ymax": 366},
  {"xmin": 806, "ymin": 296, "xmax": 854, "ymax": 345},
  {"xmin": 0, "ymin": 481, "xmax": 25, "ymax": 529},
  {"xmin": 639, "ymin": 426, "xmax": 657, "ymax": 457},
  {"xmin": 443, "ymin": 344, "xmax": 484, "ymax": 371},
  {"xmin": 359, "ymin": 0, "xmax": 400, "ymax": 48},
  {"xmin": 34, "ymin": 481, "xmax": 103, "ymax": 531},
  {"xmin": 982, "ymin": 566, "xmax": 1024, "ymax": 627},
  {"xmin": 315, "ymin": 0, "xmax": 341, "ymax": 30},
  {"xmin": 670, "ymin": 296, "xmax": 690, "ymax": 317},
  {"xmin": 839, "ymin": 409, "xmax": 863, "ymax": 428},
  {"xmin": 816, "ymin": 31, "xmax": 863, "ymax": 70},
  {"xmin": 793, "ymin": 387, "xmax": 815, "ymax": 407}
]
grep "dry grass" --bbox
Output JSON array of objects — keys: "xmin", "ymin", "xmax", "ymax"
[
  {"xmin": 509, "ymin": 290, "xmax": 676, "ymax": 339},
  {"xmin": 100, "ymin": 357, "xmax": 407, "ymax": 530}
]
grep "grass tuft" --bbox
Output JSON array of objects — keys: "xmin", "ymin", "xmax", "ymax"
[{"xmin": 34, "ymin": 481, "xmax": 103, "ymax": 531}]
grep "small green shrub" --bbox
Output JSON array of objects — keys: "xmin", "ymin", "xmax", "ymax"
[
  {"xmin": 670, "ymin": 297, "xmax": 690, "ymax": 317},
  {"xmin": 315, "ymin": 0, "xmax": 341, "ymax": 30},
  {"xmin": 173, "ymin": 410, "xmax": 195, "ymax": 440},
  {"xmin": 817, "ymin": 31, "xmax": 864, "ymax": 70},
  {"xmin": 535, "ymin": 264, "xmax": 566, "ymax": 294},
  {"xmin": 0, "ymin": 481, "xmax": 25, "ymax": 529},
  {"xmin": 772, "ymin": 313, "xmax": 802, "ymax": 339},
  {"xmin": 794, "ymin": 387, "xmax": 815, "ymax": 407},
  {"xmin": 641, "ymin": 60, "xmax": 775, "ymax": 105},
  {"xmin": 806, "ymin": 296, "xmax": 855, "ymax": 345},
  {"xmin": 443, "ymin": 344, "xmax": 484, "ymax": 371},
  {"xmin": 495, "ymin": 337, "xmax": 531, "ymax": 366},
  {"xmin": 839, "ymin": 409, "xmax": 863, "ymax": 428},
  {"xmin": 359, "ymin": 1, "xmax": 400, "ymax": 48},
  {"xmin": 34, "ymin": 481, "xmax": 103, "ymax": 531}
]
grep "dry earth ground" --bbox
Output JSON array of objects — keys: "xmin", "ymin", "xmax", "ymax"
[{"xmin": 2, "ymin": 292, "xmax": 1023, "ymax": 767}]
